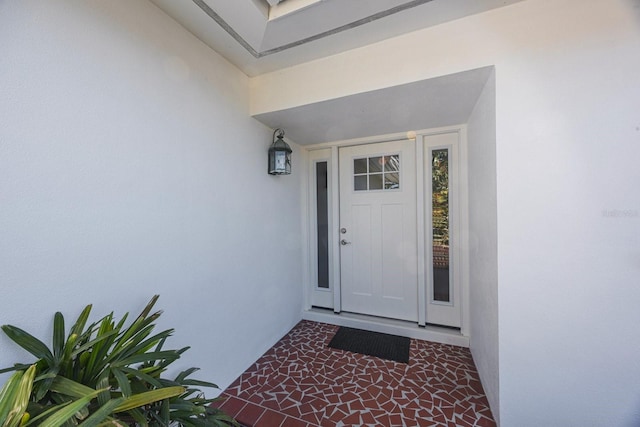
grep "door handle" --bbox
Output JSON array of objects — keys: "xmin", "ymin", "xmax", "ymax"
[{"xmin": 340, "ymin": 239, "xmax": 351, "ymax": 246}]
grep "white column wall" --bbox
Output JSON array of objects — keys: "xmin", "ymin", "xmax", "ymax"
[
  {"xmin": 467, "ymin": 71, "xmax": 499, "ymax": 424},
  {"xmin": 0, "ymin": 0, "xmax": 303, "ymax": 392},
  {"xmin": 250, "ymin": 0, "xmax": 640, "ymax": 425}
]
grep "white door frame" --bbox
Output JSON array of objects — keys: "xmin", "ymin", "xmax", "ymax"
[{"xmin": 304, "ymin": 126, "xmax": 470, "ymax": 336}]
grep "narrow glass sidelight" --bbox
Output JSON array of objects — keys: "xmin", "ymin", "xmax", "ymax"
[
  {"xmin": 432, "ymin": 149, "xmax": 450, "ymax": 302},
  {"xmin": 316, "ymin": 161, "xmax": 329, "ymax": 289}
]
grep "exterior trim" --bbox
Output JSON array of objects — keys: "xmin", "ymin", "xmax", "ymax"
[{"xmin": 192, "ymin": 0, "xmax": 435, "ymax": 58}]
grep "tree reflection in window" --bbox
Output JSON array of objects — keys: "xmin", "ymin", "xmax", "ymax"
[{"xmin": 432, "ymin": 149, "xmax": 450, "ymax": 302}]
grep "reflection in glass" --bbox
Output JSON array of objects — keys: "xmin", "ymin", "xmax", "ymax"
[
  {"xmin": 432, "ymin": 149, "xmax": 450, "ymax": 302},
  {"xmin": 369, "ymin": 174, "xmax": 383, "ymax": 190},
  {"xmin": 316, "ymin": 162, "xmax": 329, "ymax": 289},
  {"xmin": 354, "ymin": 158, "xmax": 368, "ymax": 174},
  {"xmin": 384, "ymin": 172, "xmax": 399, "ymax": 189},
  {"xmin": 386, "ymin": 155, "xmax": 400, "ymax": 171},
  {"xmin": 353, "ymin": 154, "xmax": 400, "ymax": 192},
  {"xmin": 354, "ymin": 175, "xmax": 367, "ymax": 191},
  {"xmin": 369, "ymin": 157, "xmax": 382, "ymax": 173}
]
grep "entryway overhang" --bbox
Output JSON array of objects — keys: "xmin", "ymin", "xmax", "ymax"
[
  {"xmin": 251, "ymin": 67, "xmax": 496, "ymax": 349},
  {"xmin": 252, "ymin": 66, "xmax": 493, "ymax": 145}
]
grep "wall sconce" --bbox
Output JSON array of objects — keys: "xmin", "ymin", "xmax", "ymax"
[{"xmin": 268, "ymin": 128, "xmax": 292, "ymax": 175}]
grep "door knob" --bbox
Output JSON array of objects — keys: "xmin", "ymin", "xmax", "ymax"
[{"xmin": 340, "ymin": 239, "xmax": 351, "ymax": 246}]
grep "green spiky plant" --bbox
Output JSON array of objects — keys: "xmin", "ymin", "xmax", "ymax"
[{"xmin": 0, "ymin": 296, "xmax": 237, "ymax": 427}]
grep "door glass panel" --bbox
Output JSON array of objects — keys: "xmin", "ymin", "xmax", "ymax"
[
  {"xmin": 384, "ymin": 172, "xmax": 399, "ymax": 189},
  {"xmin": 369, "ymin": 157, "xmax": 382, "ymax": 173},
  {"xmin": 385, "ymin": 155, "xmax": 400, "ymax": 171},
  {"xmin": 354, "ymin": 175, "xmax": 367, "ymax": 191},
  {"xmin": 432, "ymin": 149, "xmax": 450, "ymax": 302},
  {"xmin": 354, "ymin": 158, "xmax": 368, "ymax": 174},
  {"xmin": 369, "ymin": 174, "xmax": 383, "ymax": 190},
  {"xmin": 316, "ymin": 161, "xmax": 329, "ymax": 289},
  {"xmin": 354, "ymin": 154, "xmax": 400, "ymax": 191}
]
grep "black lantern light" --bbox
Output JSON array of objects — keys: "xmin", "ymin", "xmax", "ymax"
[{"xmin": 268, "ymin": 128, "xmax": 292, "ymax": 175}]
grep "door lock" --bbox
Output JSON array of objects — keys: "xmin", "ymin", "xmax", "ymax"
[{"xmin": 340, "ymin": 239, "xmax": 351, "ymax": 246}]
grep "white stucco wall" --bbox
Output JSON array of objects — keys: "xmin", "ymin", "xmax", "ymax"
[
  {"xmin": 467, "ymin": 70, "xmax": 499, "ymax": 424},
  {"xmin": 251, "ymin": 0, "xmax": 640, "ymax": 425},
  {"xmin": 0, "ymin": 0, "xmax": 303, "ymax": 392}
]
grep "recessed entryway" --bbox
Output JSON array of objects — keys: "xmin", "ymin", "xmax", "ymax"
[
  {"xmin": 254, "ymin": 67, "xmax": 497, "ymax": 411},
  {"xmin": 306, "ymin": 129, "xmax": 466, "ymax": 336}
]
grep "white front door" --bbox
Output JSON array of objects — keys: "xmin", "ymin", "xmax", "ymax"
[{"xmin": 338, "ymin": 140, "xmax": 418, "ymax": 322}]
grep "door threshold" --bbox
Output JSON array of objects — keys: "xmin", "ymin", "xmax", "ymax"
[{"xmin": 302, "ymin": 308, "xmax": 469, "ymax": 348}]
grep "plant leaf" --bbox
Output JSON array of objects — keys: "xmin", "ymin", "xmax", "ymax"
[
  {"xmin": 159, "ymin": 397, "xmax": 170, "ymax": 426},
  {"xmin": 50, "ymin": 377, "xmax": 95, "ymax": 398},
  {"xmin": 1, "ymin": 326, "xmax": 54, "ymax": 364},
  {"xmin": 0, "ymin": 369, "xmax": 24, "ymax": 424},
  {"xmin": 0, "ymin": 365, "xmax": 31, "ymax": 376},
  {"xmin": 123, "ymin": 408, "xmax": 147, "ymax": 427},
  {"xmin": 23, "ymin": 401, "xmax": 68, "ymax": 427},
  {"xmin": 109, "ymin": 351, "xmax": 180, "ymax": 368},
  {"xmin": 75, "ymin": 405, "xmax": 90, "ymax": 422},
  {"xmin": 33, "ymin": 365, "xmax": 59, "ymax": 402},
  {"xmin": 118, "ymin": 367, "xmax": 161, "ymax": 389},
  {"xmin": 95, "ymin": 372, "xmax": 110, "ymax": 407},
  {"xmin": 1, "ymin": 365, "xmax": 36, "ymax": 427},
  {"xmin": 181, "ymin": 379, "xmax": 218, "ymax": 389},
  {"xmin": 138, "ymin": 296, "xmax": 159, "ymax": 322},
  {"xmin": 76, "ymin": 398, "xmax": 124, "ymax": 427},
  {"xmin": 110, "ymin": 369, "xmax": 130, "ymax": 398},
  {"xmin": 113, "ymin": 328, "xmax": 174, "ymax": 363},
  {"xmin": 37, "ymin": 388, "xmax": 105, "ymax": 427},
  {"xmin": 113, "ymin": 386, "xmax": 184, "ymax": 413},
  {"xmin": 69, "ymin": 305, "xmax": 92, "ymax": 338},
  {"xmin": 84, "ymin": 315, "xmax": 115, "ymax": 382},
  {"xmin": 52, "ymin": 313, "xmax": 65, "ymax": 361},
  {"xmin": 105, "ymin": 325, "xmax": 156, "ymax": 365},
  {"xmin": 174, "ymin": 367, "xmax": 198, "ymax": 383},
  {"xmin": 112, "ymin": 296, "xmax": 160, "ymax": 356},
  {"xmin": 70, "ymin": 331, "xmax": 118, "ymax": 359},
  {"xmin": 94, "ymin": 419, "xmax": 127, "ymax": 427},
  {"xmin": 60, "ymin": 334, "xmax": 78, "ymax": 377}
]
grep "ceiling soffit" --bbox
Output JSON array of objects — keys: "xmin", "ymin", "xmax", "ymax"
[
  {"xmin": 193, "ymin": 0, "xmax": 435, "ymax": 58},
  {"xmin": 149, "ymin": 0, "xmax": 523, "ymax": 75},
  {"xmin": 254, "ymin": 67, "xmax": 494, "ymax": 146}
]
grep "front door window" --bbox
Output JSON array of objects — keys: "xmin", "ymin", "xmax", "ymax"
[{"xmin": 353, "ymin": 155, "xmax": 400, "ymax": 191}]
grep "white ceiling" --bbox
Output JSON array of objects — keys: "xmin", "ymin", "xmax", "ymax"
[
  {"xmin": 254, "ymin": 67, "xmax": 493, "ymax": 145},
  {"xmin": 149, "ymin": 0, "xmax": 523, "ymax": 77}
]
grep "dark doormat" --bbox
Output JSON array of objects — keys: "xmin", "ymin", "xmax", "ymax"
[{"xmin": 328, "ymin": 327, "xmax": 410, "ymax": 363}]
